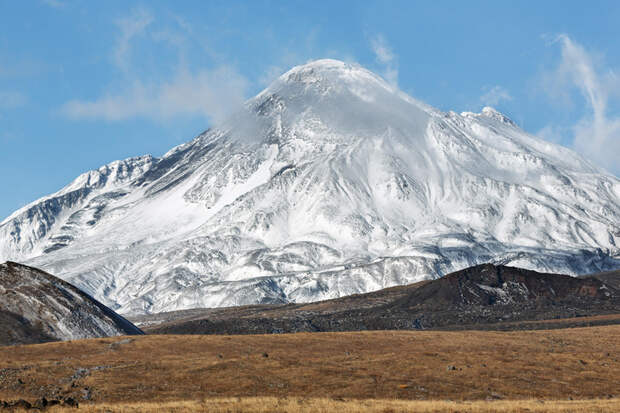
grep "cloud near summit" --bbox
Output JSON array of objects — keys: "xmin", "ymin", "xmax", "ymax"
[
  {"xmin": 370, "ymin": 35, "xmax": 398, "ymax": 87},
  {"xmin": 60, "ymin": 9, "xmax": 249, "ymax": 125},
  {"xmin": 61, "ymin": 67, "xmax": 248, "ymax": 124},
  {"xmin": 540, "ymin": 35, "xmax": 620, "ymax": 175}
]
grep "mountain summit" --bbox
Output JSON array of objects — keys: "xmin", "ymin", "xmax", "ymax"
[{"xmin": 1, "ymin": 60, "xmax": 619, "ymax": 314}]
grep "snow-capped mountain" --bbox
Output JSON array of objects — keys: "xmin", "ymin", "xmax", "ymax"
[{"xmin": 1, "ymin": 59, "xmax": 619, "ymax": 315}]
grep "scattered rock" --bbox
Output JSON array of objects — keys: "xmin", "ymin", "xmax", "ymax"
[
  {"xmin": 11, "ymin": 399, "xmax": 31, "ymax": 409},
  {"xmin": 81, "ymin": 387, "xmax": 92, "ymax": 400},
  {"xmin": 0, "ymin": 396, "xmax": 79, "ymax": 410},
  {"xmin": 48, "ymin": 399, "xmax": 62, "ymax": 407},
  {"xmin": 33, "ymin": 397, "xmax": 49, "ymax": 409},
  {"xmin": 109, "ymin": 338, "xmax": 134, "ymax": 350},
  {"xmin": 71, "ymin": 367, "xmax": 90, "ymax": 381},
  {"xmin": 63, "ymin": 397, "xmax": 79, "ymax": 407}
]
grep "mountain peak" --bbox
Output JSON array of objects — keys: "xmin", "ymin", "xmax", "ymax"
[
  {"xmin": 0, "ymin": 60, "xmax": 618, "ymax": 315},
  {"xmin": 282, "ymin": 59, "xmax": 374, "ymax": 81},
  {"xmin": 460, "ymin": 106, "xmax": 517, "ymax": 127},
  {"xmin": 247, "ymin": 59, "xmax": 432, "ymax": 143},
  {"xmin": 481, "ymin": 106, "xmax": 517, "ymax": 126},
  {"xmin": 285, "ymin": 58, "xmax": 351, "ymax": 72},
  {"xmin": 262, "ymin": 59, "xmax": 395, "ymax": 98}
]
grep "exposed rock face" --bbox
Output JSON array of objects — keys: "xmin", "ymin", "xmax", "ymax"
[
  {"xmin": 0, "ymin": 262, "xmax": 142, "ymax": 346},
  {"xmin": 587, "ymin": 269, "xmax": 620, "ymax": 291},
  {"xmin": 394, "ymin": 263, "xmax": 614, "ymax": 309},
  {"xmin": 1, "ymin": 59, "xmax": 619, "ymax": 315},
  {"xmin": 136, "ymin": 264, "xmax": 620, "ymax": 335}
]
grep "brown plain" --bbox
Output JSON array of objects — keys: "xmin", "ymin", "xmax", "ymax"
[{"xmin": 1, "ymin": 325, "xmax": 620, "ymax": 412}]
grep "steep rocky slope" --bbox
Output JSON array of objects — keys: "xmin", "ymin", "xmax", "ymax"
[
  {"xmin": 1, "ymin": 59, "xmax": 619, "ymax": 315},
  {"xmin": 0, "ymin": 262, "xmax": 142, "ymax": 346}
]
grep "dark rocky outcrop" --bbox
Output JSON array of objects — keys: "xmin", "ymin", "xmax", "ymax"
[
  {"xmin": 0, "ymin": 262, "xmax": 143, "ymax": 346},
  {"xmin": 137, "ymin": 264, "xmax": 620, "ymax": 335}
]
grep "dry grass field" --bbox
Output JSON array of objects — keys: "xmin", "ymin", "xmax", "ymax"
[
  {"xmin": 14, "ymin": 397, "xmax": 620, "ymax": 412},
  {"xmin": 1, "ymin": 325, "xmax": 620, "ymax": 411}
]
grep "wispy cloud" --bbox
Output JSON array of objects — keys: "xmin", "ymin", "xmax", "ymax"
[
  {"xmin": 61, "ymin": 8, "xmax": 248, "ymax": 125},
  {"xmin": 480, "ymin": 85, "xmax": 512, "ymax": 107},
  {"xmin": 535, "ymin": 124, "xmax": 567, "ymax": 144},
  {"xmin": 61, "ymin": 67, "xmax": 248, "ymax": 123},
  {"xmin": 113, "ymin": 8, "xmax": 154, "ymax": 73},
  {"xmin": 540, "ymin": 35, "xmax": 620, "ymax": 174},
  {"xmin": 258, "ymin": 64, "xmax": 286, "ymax": 87},
  {"xmin": 0, "ymin": 91, "xmax": 27, "ymax": 109},
  {"xmin": 370, "ymin": 35, "xmax": 398, "ymax": 87}
]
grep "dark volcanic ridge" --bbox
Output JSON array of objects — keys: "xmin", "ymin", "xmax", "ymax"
[
  {"xmin": 586, "ymin": 269, "xmax": 620, "ymax": 291},
  {"xmin": 134, "ymin": 264, "xmax": 620, "ymax": 335},
  {"xmin": 0, "ymin": 262, "xmax": 142, "ymax": 346}
]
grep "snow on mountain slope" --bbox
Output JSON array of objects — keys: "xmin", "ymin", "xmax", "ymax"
[
  {"xmin": 1, "ymin": 59, "xmax": 619, "ymax": 315},
  {"xmin": 0, "ymin": 261, "xmax": 142, "ymax": 345}
]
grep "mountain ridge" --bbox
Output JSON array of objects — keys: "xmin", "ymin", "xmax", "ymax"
[
  {"xmin": 135, "ymin": 263, "xmax": 620, "ymax": 334},
  {"xmin": 1, "ymin": 59, "xmax": 619, "ymax": 315},
  {"xmin": 0, "ymin": 261, "xmax": 143, "ymax": 346}
]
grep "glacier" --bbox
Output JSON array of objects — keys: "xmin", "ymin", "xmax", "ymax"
[{"xmin": 1, "ymin": 59, "xmax": 619, "ymax": 315}]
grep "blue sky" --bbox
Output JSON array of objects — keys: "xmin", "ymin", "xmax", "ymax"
[{"xmin": 1, "ymin": 1, "xmax": 619, "ymax": 220}]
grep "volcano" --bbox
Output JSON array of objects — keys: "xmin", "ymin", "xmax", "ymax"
[{"xmin": 1, "ymin": 60, "xmax": 619, "ymax": 315}]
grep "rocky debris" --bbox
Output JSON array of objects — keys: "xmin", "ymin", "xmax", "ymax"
[
  {"xmin": 69, "ymin": 368, "xmax": 90, "ymax": 382},
  {"xmin": 64, "ymin": 365, "xmax": 110, "ymax": 391},
  {"xmin": 108, "ymin": 338, "xmax": 133, "ymax": 350},
  {"xmin": 81, "ymin": 387, "xmax": 91, "ymax": 401},
  {"xmin": 487, "ymin": 392, "xmax": 504, "ymax": 400},
  {"xmin": 0, "ymin": 396, "xmax": 78, "ymax": 410},
  {"xmin": 63, "ymin": 397, "xmax": 78, "ymax": 407}
]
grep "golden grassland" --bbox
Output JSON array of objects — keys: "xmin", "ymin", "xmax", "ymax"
[
  {"xmin": 1, "ymin": 325, "xmax": 620, "ymax": 411},
  {"xmin": 10, "ymin": 397, "xmax": 620, "ymax": 413}
]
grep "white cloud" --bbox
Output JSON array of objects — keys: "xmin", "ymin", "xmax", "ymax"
[
  {"xmin": 113, "ymin": 8, "xmax": 154, "ymax": 72},
  {"xmin": 480, "ymin": 85, "xmax": 512, "ymax": 107},
  {"xmin": 535, "ymin": 124, "xmax": 566, "ymax": 144},
  {"xmin": 540, "ymin": 35, "xmax": 620, "ymax": 174},
  {"xmin": 0, "ymin": 91, "xmax": 27, "ymax": 109},
  {"xmin": 371, "ymin": 36, "xmax": 394, "ymax": 65},
  {"xmin": 258, "ymin": 65, "xmax": 286, "ymax": 87},
  {"xmin": 61, "ymin": 67, "xmax": 248, "ymax": 124},
  {"xmin": 61, "ymin": 9, "xmax": 249, "ymax": 125},
  {"xmin": 370, "ymin": 35, "xmax": 398, "ymax": 87}
]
